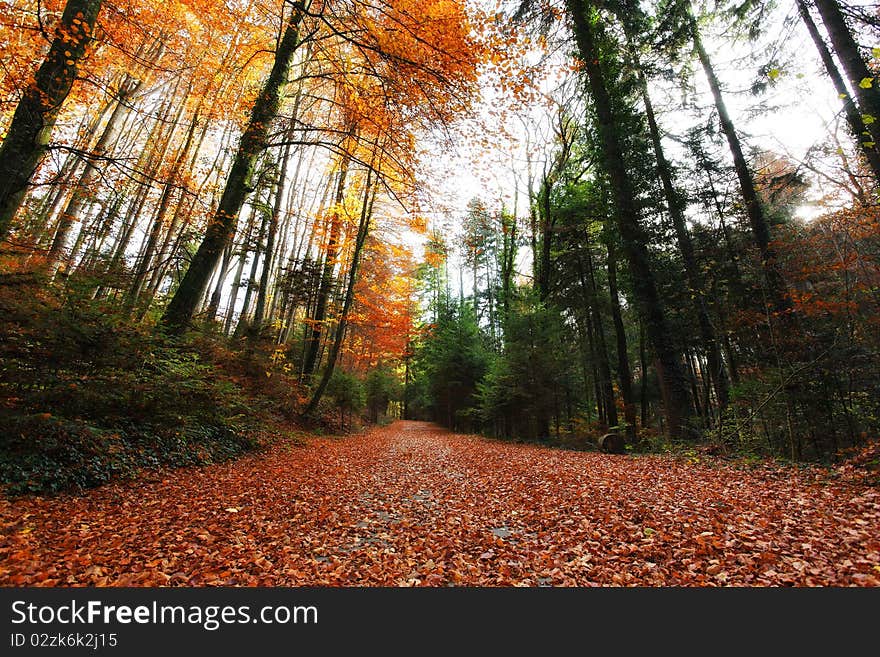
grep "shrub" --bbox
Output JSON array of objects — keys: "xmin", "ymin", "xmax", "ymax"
[
  {"xmin": 326, "ymin": 371, "xmax": 365, "ymax": 431},
  {"xmin": 0, "ymin": 278, "xmax": 265, "ymax": 496}
]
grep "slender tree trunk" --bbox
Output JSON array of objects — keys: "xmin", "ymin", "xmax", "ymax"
[
  {"xmin": 639, "ymin": 320, "xmax": 649, "ymax": 428},
  {"xmin": 685, "ymin": 347, "xmax": 705, "ymax": 425},
  {"xmin": 100, "ymin": 96, "xmax": 177, "ymax": 277},
  {"xmin": 47, "ymin": 76, "xmax": 143, "ymax": 264},
  {"xmin": 253, "ymin": 140, "xmax": 295, "ymax": 334},
  {"xmin": 486, "ymin": 257, "xmax": 497, "ymax": 345},
  {"xmin": 720, "ymin": 318, "xmax": 741, "ymax": 386},
  {"xmin": 537, "ymin": 181, "xmax": 554, "ymax": 302},
  {"xmin": 566, "ymin": 0, "xmax": 694, "ymax": 437},
  {"xmin": 30, "ymin": 99, "xmax": 110, "ymax": 248},
  {"xmin": 577, "ymin": 249, "xmax": 617, "ymax": 428},
  {"xmin": 304, "ymin": 168, "xmax": 375, "ymax": 416},
  {"xmin": 797, "ymin": 0, "xmax": 880, "ymax": 184},
  {"xmin": 302, "ymin": 147, "xmax": 352, "ymax": 380},
  {"xmin": 81, "ymin": 191, "xmax": 124, "ymax": 270},
  {"xmin": 606, "ymin": 241, "xmax": 638, "ymax": 440},
  {"xmin": 814, "ymin": 0, "xmax": 880, "ymax": 149},
  {"xmin": 501, "ymin": 212, "xmax": 516, "ymax": 323},
  {"xmin": 145, "ymin": 105, "xmax": 216, "ymax": 298},
  {"xmin": 34, "ymin": 159, "xmax": 81, "ymax": 247},
  {"xmin": 206, "ymin": 242, "xmax": 235, "ymax": 322},
  {"xmin": 578, "ymin": 318, "xmax": 595, "ymax": 426},
  {"xmin": 224, "ymin": 214, "xmax": 258, "ymax": 335},
  {"xmin": 268, "ymin": 148, "xmax": 309, "ymax": 322},
  {"xmin": 639, "ymin": 75, "xmax": 730, "ymax": 408},
  {"xmin": 161, "ymin": 4, "xmax": 307, "ymax": 333},
  {"xmin": 148, "ymin": 120, "xmax": 238, "ymax": 299},
  {"xmin": 127, "ymin": 101, "xmax": 200, "ymax": 311},
  {"xmin": 584, "ymin": 314, "xmax": 605, "ymax": 427},
  {"xmin": 689, "ymin": 8, "xmax": 790, "ymax": 314},
  {"xmin": 235, "ymin": 187, "xmax": 272, "ymax": 337},
  {"xmin": 0, "ymin": 0, "xmax": 103, "ymax": 238}
]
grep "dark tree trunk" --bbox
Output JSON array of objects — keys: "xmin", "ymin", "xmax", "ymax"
[
  {"xmin": 303, "ymin": 168, "xmax": 376, "ymax": 416},
  {"xmin": 577, "ymin": 248, "xmax": 617, "ymax": 429},
  {"xmin": 639, "ymin": 320, "xmax": 649, "ymax": 428},
  {"xmin": 161, "ymin": 4, "xmax": 306, "ymax": 333},
  {"xmin": 566, "ymin": 0, "xmax": 694, "ymax": 438},
  {"xmin": 689, "ymin": 9, "xmax": 790, "ymax": 315},
  {"xmin": 798, "ymin": 0, "xmax": 880, "ymax": 184},
  {"xmin": 253, "ymin": 140, "xmax": 294, "ymax": 334},
  {"xmin": 0, "ymin": 0, "xmax": 104, "ymax": 238},
  {"xmin": 583, "ymin": 314, "xmax": 605, "ymax": 427},
  {"xmin": 537, "ymin": 181, "xmax": 554, "ymax": 302},
  {"xmin": 501, "ymin": 212, "xmax": 516, "ymax": 323},
  {"xmin": 223, "ymin": 213, "xmax": 258, "ymax": 335},
  {"xmin": 639, "ymin": 75, "xmax": 730, "ymax": 408},
  {"xmin": 234, "ymin": 182, "xmax": 272, "ymax": 338},
  {"xmin": 814, "ymin": 0, "xmax": 880, "ymax": 148},
  {"xmin": 206, "ymin": 242, "xmax": 234, "ymax": 322},
  {"xmin": 606, "ymin": 240, "xmax": 637, "ymax": 440}
]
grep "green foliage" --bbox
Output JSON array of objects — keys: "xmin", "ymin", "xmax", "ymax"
[
  {"xmin": 409, "ymin": 302, "xmax": 491, "ymax": 432},
  {"xmin": 479, "ymin": 293, "xmax": 579, "ymax": 441},
  {"xmin": 365, "ymin": 366, "xmax": 401, "ymax": 423},
  {"xmin": 708, "ymin": 359, "xmax": 880, "ymax": 462},
  {"xmin": 0, "ymin": 278, "xmax": 263, "ymax": 496},
  {"xmin": 326, "ymin": 370, "xmax": 366, "ymax": 431}
]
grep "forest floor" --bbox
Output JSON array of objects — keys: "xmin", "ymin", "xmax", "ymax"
[{"xmin": 1, "ymin": 421, "xmax": 878, "ymax": 586}]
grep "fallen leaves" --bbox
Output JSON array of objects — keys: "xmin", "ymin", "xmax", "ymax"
[{"xmin": 0, "ymin": 421, "xmax": 878, "ymax": 587}]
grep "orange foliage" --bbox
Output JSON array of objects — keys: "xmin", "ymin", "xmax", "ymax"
[
  {"xmin": 780, "ymin": 205, "xmax": 880, "ymax": 327},
  {"xmin": 343, "ymin": 233, "xmax": 417, "ymax": 371}
]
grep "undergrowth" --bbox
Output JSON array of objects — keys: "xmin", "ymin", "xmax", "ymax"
[{"xmin": 0, "ymin": 271, "xmax": 303, "ymax": 496}]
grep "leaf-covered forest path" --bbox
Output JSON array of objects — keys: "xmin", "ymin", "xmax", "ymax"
[{"xmin": 2, "ymin": 421, "xmax": 878, "ymax": 586}]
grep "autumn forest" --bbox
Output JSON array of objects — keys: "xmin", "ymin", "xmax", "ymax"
[{"xmin": 1, "ymin": 0, "xmax": 879, "ymax": 587}]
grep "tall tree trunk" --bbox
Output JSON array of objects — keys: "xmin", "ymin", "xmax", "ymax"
[
  {"xmin": 302, "ymin": 146, "xmax": 352, "ymax": 381},
  {"xmin": 206, "ymin": 242, "xmax": 235, "ymax": 322},
  {"xmin": 223, "ymin": 214, "xmax": 258, "ymax": 335},
  {"xmin": 33, "ymin": 159, "xmax": 81, "ymax": 248},
  {"xmin": 577, "ymin": 249, "xmax": 617, "ymax": 429},
  {"xmin": 254, "ymin": 137, "xmax": 296, "ymax": 334},
  {"xmin": 107, "ymin": 187, "xmax": 148, "ymax": 271},
  {"xmin": 577, "ymin": 316, "xmax": 596, "ymax": 425},
  {"xmin": 797, "ymin": 0, "xmax": 880, "ymax": 184},
  {"xmin": 128, "ymin": 101, "xmax": 200, "ymax": 310},
  {"xmin": 639, "ymin": 75, "xmax": 730, "ymax": 408},
  {"xmin": 80, "ymin": 191, "xmax": 124, "ymax": 271},
  {"xmin": 234, "ymin": 183, "xmax": 272, "ymax": 337},
  {"xmin": 537, "ymin": 180, "xmax": 554, "ymax": 302},
  {"xmin": 30, "ymin": 101, "xmax": 111, "ymax": 248},
  {"xmin": 148, "ymin": 120, "xmax": 238, "ymax": 301},
  {"xmin": 639, "ymin": 320, "xmax": 649, "ymax": 428},
  {"xmin": 813, "ymin": 0, "xmax": 880, "ymax": 149},
  {"xmin": 689, "ymin": 8, "xmax": 790, "ymax": 314},
  {"xmin": 584, "ymin": 313, "xmax": 605, "ymax": 427},
  {"xmin": 161, "ymin": 4, "xmax": 307, "ymax": 333},
  {"xmin": 0, "ymin": 0, "xmax": 103, "ymax": 238},
  {"xmin": 48, "ymin": 73, "xmax": 145, "ymax": 264},
  {"xmin": 566, "ymin": 0, "xmax": 694, "ymax": 438},
  {"xmin": 303, "ymin": 168, "xmax": 375, "ymax": 416},
  {"xmin": 100, "ymin": 95, "xmax": 177, "ymax": 279},
  {"xmin": 606, "ymin": 240, "xmax": 637, "ymax": 440},
  {"xmin": 500, "ymin": 211, "xmax": 516, "ymax": 323}
]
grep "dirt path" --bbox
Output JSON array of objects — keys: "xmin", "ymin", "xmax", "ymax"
[{"xmin": 1, "ymin": 421, "xmax": 878, "ymax": 586}]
